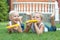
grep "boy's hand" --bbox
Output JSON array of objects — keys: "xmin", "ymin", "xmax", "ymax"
[
  {"xmin": 13, "ymin": 26, "xmax": 18, "ymax": 30},
  {"xmin": 26, "ymin": 22, "xmax": 32, "ymax": 27},
  {"xmin": 34, "ymin": 23, "xmax": 37, "ymax": 26},
  {"xmin": 17, "ymin": 16, "xmax": 22, "ymax": 23}
]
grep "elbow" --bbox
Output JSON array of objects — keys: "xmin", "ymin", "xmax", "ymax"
[{"xmin": 36, "ymin": 31, "xmax": 43, "ymax": 35}]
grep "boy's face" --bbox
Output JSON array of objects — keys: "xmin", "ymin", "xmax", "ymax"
[
  {"xmin": 32, "ymin": 13, "xmax": 41, "ymax": 23},
  {"xmin": 10, "ymin": 13, "xmax": 19, "ymax": 23}
]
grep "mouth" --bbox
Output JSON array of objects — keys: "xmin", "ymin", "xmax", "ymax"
[
  {"xmin": 13, "ymin": 20, "xmax": 18, "ymax": 23},
  {"xmin": 15, "ymin": 19, "xmax": 18, "ymax": 21}
]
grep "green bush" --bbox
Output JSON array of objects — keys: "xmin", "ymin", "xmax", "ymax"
[{"xmin": 0, "ymin": 0, "xmax": 9, "ymax": 21}]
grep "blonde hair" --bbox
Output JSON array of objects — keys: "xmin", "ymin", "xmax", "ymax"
[
  {"xmin": 9, "ymin": 10, "xmax": 19, "ymax": 17},
  {"xmin": 32, "ymin": 12, "xmax": 43, "ymax": 20},
  {"xmin": 39, "ymin": 13, "xmax": 43, "ymax": 20}
]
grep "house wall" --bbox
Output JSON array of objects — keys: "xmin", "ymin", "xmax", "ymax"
[
  {"xmin": 16, "ymin": 0, "xmax": 55, "ymax": 2},
  {"xmin": 10, "ymin": 0, "xmax": 55, "ymax": 11},
  {"xmin": 9, "ymin": 0, "xmax": 60, "ymax": 23},
  {"xmin": 10, "ymin": 0, "xmax": 14, "ymax": 10}
]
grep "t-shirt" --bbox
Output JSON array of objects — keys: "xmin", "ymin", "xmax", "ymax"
[{"xmin": 31, "ymin": 22, "xmax": 48, "ymax": 32}]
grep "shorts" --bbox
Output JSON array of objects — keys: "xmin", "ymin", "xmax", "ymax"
[{"xmin": 45, "ymin": 24, "xmax": 56, "ymax": 31}]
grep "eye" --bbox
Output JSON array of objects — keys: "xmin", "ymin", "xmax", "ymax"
[
  {"xmin": 36, "ymin": 17, "xmax": 39, "ymax": 18},
  {"xmin": 14, "ymin": 16, "xmax": 16, "ymax": 17},
  {"xmin": 18, "ymin": 16, "xmax": 19, "ymax": 17}
]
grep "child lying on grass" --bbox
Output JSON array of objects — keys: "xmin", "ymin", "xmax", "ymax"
[
  {"xmin": 24, "ymin": 12, "xmax": 56, "ymax": 35},
  {"xmin": 7, "ymin": 10, "xmax": 24, "ymax": 33}
]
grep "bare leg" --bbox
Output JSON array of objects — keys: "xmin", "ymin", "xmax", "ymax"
[
  {"xmin": 50, "ymin": 13, "xmax": 56, "ymax": 31},
  {"xmin": 50, "ymin": 13, "xmax": 55, "ymax": 26}
]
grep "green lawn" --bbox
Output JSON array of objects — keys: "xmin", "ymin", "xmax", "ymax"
[{"xmin": 0, "ymin": 22, "xmax": 60, "ymax": 40}]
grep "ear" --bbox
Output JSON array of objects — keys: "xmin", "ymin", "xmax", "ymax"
[{"xmin": 9, "ymin": 16, "xmax": 12, "ymax": 21}]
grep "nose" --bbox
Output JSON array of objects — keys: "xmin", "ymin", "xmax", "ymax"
[
  {"xmin": 15, "ymin": 17, "xmax": 19, "ymax": 21},
  {"xmin": 35, "ymin": 17, "xmax": 37, "ymax": 19}
]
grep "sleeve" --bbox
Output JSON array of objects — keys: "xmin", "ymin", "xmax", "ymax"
[
  {"xmin": 8, "ymin": 21, "xmax": 12, "ymax": 26},
  {"xmin": 39, "ymin": 22, "xmax": 48, "ymax": 32}
]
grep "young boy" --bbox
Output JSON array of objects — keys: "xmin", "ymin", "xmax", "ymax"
[
  {"xmin": 7, "ymin": 10, "xmax": 24, "ymax": 33},
  {"xmin": 24, "ymin": 12, "xmax": 56, "ymax": 35}
]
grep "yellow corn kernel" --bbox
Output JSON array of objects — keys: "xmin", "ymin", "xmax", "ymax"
[
  {"xmin": 26, "ymin": 20, "xmax": 38, "ymax": 23},
  {"xmin": 6, "ymin": 24, "xmax": 19, "ymax": 28}
]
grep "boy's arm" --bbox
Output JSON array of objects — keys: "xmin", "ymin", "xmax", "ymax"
[
  {"xmin": 34, "ymin": 23, "xmax": 44, "ymax": 35},
  {"xmin": 17, "ymin": 25, "xmax": 23, "ymax": 32},
  {"xmin": 18, "ymin": 16, "xmax": 23, "ymax": 23},
  {"xmin": 24, "ymin": 22, "xmax": 32, "ymax": 32}
]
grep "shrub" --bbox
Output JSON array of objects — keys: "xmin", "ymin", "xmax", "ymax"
[{"xmin": 0, "ymin": 0, "xmax": 9, "ymax": 21}]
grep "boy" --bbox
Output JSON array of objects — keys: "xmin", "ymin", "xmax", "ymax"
[
  {"xmin": 24, "ymin": 12, "xmax": 56, "ymax": 35},
  {"xmin": 7, "ymin": 10, "xmax": 24, "ymax": 33}
]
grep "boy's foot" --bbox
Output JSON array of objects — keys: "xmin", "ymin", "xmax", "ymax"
[
  {"xmin": 57, "ymin": 28, "xmax": 60, "ymax": 30},
  {"xmin": 50, "ymin": 13, "xmax": 55, "ymax": 19}
]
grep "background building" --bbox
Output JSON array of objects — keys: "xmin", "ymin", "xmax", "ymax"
[{"xmin": 9, "ymin": 0, "xmax": 59, "ymax": 23}]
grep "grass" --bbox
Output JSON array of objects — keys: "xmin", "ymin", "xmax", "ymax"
[{"xmin": 0, "ymin": 22, "xmax": 60, "ymax": 40}]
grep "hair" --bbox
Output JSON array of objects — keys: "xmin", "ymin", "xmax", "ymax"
[
  {"xmin": 9, "ymin": 10, "xmax": 19, "ymax": 17},
  {"xmin": 32, "ymin": 12, "xmax": 44, "ymax": 20},
  {"xmin": 8, "ymin": 10, "xmax": 19, "ymax": 20}
]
